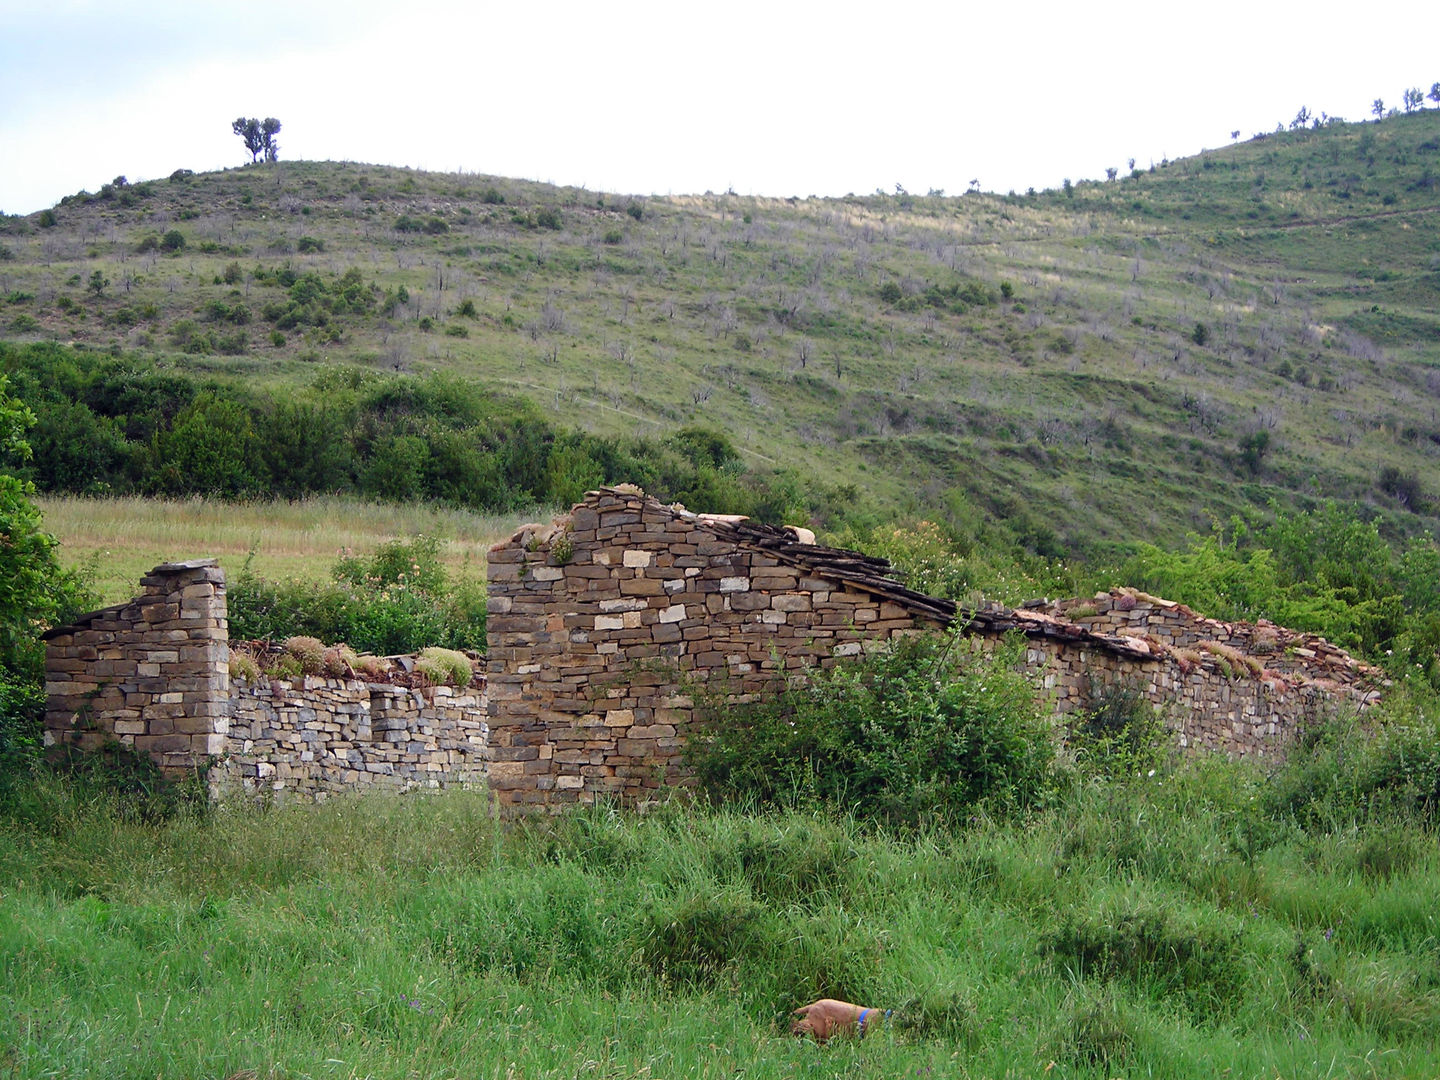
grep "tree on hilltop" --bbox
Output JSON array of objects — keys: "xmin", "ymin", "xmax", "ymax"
[
  {"xmin": 1402, "ymin": 88, "xmax": 1425, "ymax": 114},
  {"xmin": 232, "ymin": 117, "xmax": 282, "ymax": 163}
]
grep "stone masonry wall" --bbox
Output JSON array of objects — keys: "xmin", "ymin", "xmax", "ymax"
[
  {"xmin": 488, "ymin": 490, "xmax": 1386, "ymax": 814},
  {"xmin": 44, "ymin": 559, "xmax": 229, "ymax": 773},
  {"xmin": 485, "ymin": 487, "xmax": 942, "ymax": 815},
  {"xmin": 44, "ymin": 560, "xmax": 489, "ymax": 802},
  {"xmin": 211, "ymin": 676, "xmax": 488, "ymax": 802}
]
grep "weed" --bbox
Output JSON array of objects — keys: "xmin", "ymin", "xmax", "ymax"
[{"xmin": 416, "ymin": 647, "xmax": 472, "ymax": 686}]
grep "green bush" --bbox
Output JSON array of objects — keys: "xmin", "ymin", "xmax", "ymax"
[
  {"xmin": 228, "ymin": 537, "xmax": 485, "ymax": 655},
  {"xmin": 159, "ymin": 230, "xmax": 186, "ymax": 253},
  {"xmin": 1264, "ymin": 700, "xmax": 1440, "ymax": 828},
  {"xmin": 416, "ymin": 647, "xmax": 473, "ymax": 686},
  {"xmin": 1040, "ymin": 895, "xmax": 1247, "ymax": 1012},
  {"xmin": 1069, "ymin": 680, "xmax": 1168, "ymax": 778},
  {"xmin": 688, "ymin": 634, "xmax": 1056, "ymax": 825}
]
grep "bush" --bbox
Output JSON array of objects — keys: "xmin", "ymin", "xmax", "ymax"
[
  {"xmin": 1069, "ymin": 680, "xmax": 1168, "ymax": 778},
  {"xmin": 1040, "ymin": 895, "xmax": 1247, "ymax": 1012},
  {"xmin": 1264, "ymin": 702, "xmax": 1440, "ymax": 828},
  {"xmin": 0, "ymin": 667, "xmax": 45, "ymax": 790},
  {"xmin": 688, "ymin": 634, "xmax": 1056, "ymax": 825},
  {"xmin": 416, "ymin": 647, "xmax": 473, "ymax": 686},
  {"xmin": 159, "ymin": 230, "xmax": 186, "ymax": 253},
  {"xmin": 228, "ymin": 537, "xmax": 486, "ymax": 656}
]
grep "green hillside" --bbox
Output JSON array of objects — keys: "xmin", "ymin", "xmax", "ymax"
[{"xmin": 2, "ymin": 112, "xmax": 1438, "ymax": 551}]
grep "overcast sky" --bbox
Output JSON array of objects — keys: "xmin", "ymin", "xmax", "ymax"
[{"xmin": 3, "ymin": 1, "xmax": 1438, "ymax": 216}]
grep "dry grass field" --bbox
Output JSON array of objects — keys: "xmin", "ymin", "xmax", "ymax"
[{"xmin": 38, "ymin": 494, "xmax": 551, "ymax": 604}]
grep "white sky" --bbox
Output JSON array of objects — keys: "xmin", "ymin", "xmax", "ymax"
[{"xmin": 3, "ymin": 0, "xmax": 1438, "ymax": 215}]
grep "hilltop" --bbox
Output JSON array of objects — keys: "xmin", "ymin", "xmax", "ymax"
[{"xmin": 1, "ymin": 112, "xmax": 1438, "ymax": 553}]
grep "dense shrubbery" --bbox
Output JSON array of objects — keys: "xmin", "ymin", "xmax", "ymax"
[
  {"xmin": 688, "ymin": 634, "xmax": 1057, "ymax": 826},
  {"xmin": 228, "ymin": 535, "xmax": 487, "ymax": 655},
  {"xmin": 0, "ymin": 342, "xmax": 825, "ymax": 524},
  {"xmin": 0, "ymin": 374, "xmax": 94, "ymax": 786},
  {"xmin": 1124, "ymin": 504, "xmax": 1440, "ymax": 682}
]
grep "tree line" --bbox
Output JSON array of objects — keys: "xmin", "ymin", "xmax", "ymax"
[{"xmin": 0, "ymin": 343, "xmax": 817, "ymax": 524}]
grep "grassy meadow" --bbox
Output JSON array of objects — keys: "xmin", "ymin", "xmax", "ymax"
[
  {"xmin": 3, "ymin": 758, "xmax": 1440, "ymax": 1080},
  {"xmin": 37, "ymin": 495, "xmax": 551, "ymax": 605}
]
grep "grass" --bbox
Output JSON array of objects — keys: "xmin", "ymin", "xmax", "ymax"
[
  {"xmin": 3, "ymin": 755, "xmax": 1440, "ymax": 1079},
  {"xmin": 37, "ymin": 494, "xmax": 554, "ymax": 604}
]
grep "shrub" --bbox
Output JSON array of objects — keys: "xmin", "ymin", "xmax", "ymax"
[
  {"xmin": 1070, "ymin": 680, "xmax": 1168, "ymax": 777},
  {"xmin": 689, "ymin": 634, "xmax": 1056, "ymax": 825},
  {"xmin": 229, "ymin": 649, "xmax": 261, "ymax": 682},
  {"xmin": 602, "ymin": 229, "xmax": 623, "ymax": 245},
  {"xmin": 416, "ymin": 646, "xmax": 472, "ymax": 686},
  {"xmin": 626, "ymin": 202, "xmax": 643, "ymax": 221},
  {"xmin": 320, "ymin": 644, "xmax": 359, "ymax": 677},
  {"xmin": 227, "ymin": 538, "xmax": 486, "ymax": 656},
  {"xmin": 296, "ymin": 236, "xmax": 324, "ymax": 253},
  {"xmin": 355, "ymin": 654, "xmax": 391, "ymax": 678},
  {"xmin": 159, "ymin": 230, "xmax": 186, "ymax": 253},
  {"xmin": 284, "ymin": 635, "xmax": 325, "ymax": 674},
  {"xmin": 534, "ymin": 207, "xmax": 561, "ymax": 230}
]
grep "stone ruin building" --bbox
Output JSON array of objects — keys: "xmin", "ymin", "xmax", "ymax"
[
  {"xmin": 42, "ymin": 487, "xmax": 1385, "ymax": 813},
  {"xmin": 485, "ymin": 486, "xmax": 1385, "ymax": 815}
]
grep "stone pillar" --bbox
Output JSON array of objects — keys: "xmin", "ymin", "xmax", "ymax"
[{"xmin": 44, "ymin": 559, "xmax": 228, "ymax": 776}]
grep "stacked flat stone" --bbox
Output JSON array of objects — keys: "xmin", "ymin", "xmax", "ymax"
[
  {"xmin": 214, "ymin": 677, "xmax": 488, "ymax": 801},
  {"xmin": 486, "ymin": 487, "xmax": 949, "ymax": 815},
  {"xmin": 44, "ymin": 559, "xmax": 228, "ymax": 774}
]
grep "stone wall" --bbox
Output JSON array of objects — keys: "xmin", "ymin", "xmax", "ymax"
[
  {"xmin": 488, "ymin": 488, "xmax": 1387, "ymax": 815},
  {"xmin": 43, "ymin": 559, "xmax": 229, "ymax": 772},
  {"xmin": 212, "ymin": 676, "xmax": 488, "ymax": 801},
  {"xmin": 485, "ymin": 486, "xmax": 948, "ymax": 815},
  {"xmin": 44, "ymin": 560, "xmax": 489, "ymax": 802}
]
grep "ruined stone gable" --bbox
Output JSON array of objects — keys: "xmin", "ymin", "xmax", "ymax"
[{"xmin": 485, "ymin": 486, "xmax": 955, "ymax": 814}]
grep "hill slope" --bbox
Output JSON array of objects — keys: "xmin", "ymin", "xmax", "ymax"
[{"xmin": 2, "ymin": 112, "xmax": 1438, "ymax": 551}]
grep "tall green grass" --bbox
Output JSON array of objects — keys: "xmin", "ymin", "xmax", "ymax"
[{"xmin": 4, "ymin": 747, "xmax": 1440, "ymax": 1079}]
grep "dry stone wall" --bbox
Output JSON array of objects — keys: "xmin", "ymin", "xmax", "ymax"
[
  {"xmin": 212, "ymin": 676, "xmax": 487, "ymax": 801},
  {"xmin": 488, "ymin": 489, "xmax": 1387, "ymax": 814},
  {"xmin": 485, "ymin": 486, "xmax": 946, "ymax": 815},
  {"xmin": 44, "ymin": 503, "xmax": 1387, "ymax": 814},
  {"xmin": 44, "ymin": 561, "xmax": 489, "ymax": 802}
]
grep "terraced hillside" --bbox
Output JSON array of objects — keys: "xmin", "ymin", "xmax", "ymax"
[{"xmin": 2, "ymin": 111, "xmax": 1437, "ymax": 552}]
